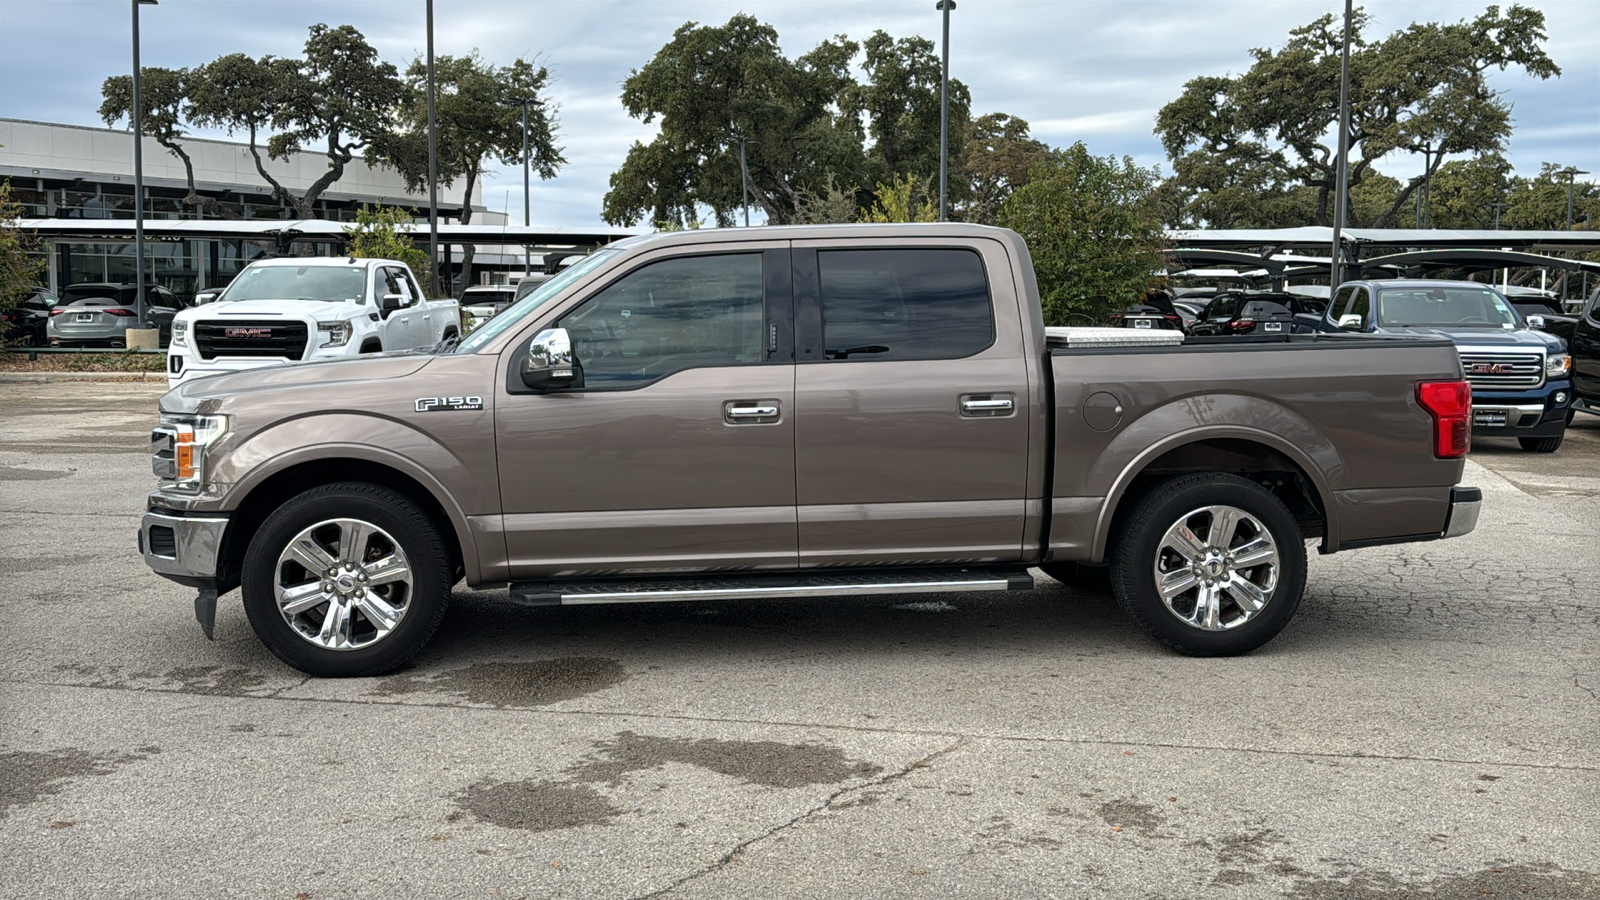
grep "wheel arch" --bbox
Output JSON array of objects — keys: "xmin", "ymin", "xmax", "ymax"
[
  {"xmin": 1090, "ymin": 428, "xmax": 1336, "ymax": 563},
  {"xmin": 217, "ymin": 451, "xmax": 477, "ymax": 595}
]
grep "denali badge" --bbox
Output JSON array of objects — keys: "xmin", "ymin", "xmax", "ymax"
[
  {"xmin": 415, "ymin": 396, "xmax": 484, "ymax": 412},
  {"xmin": 226, "ymin": 327, "xmax": 273, "ymax": 339}
]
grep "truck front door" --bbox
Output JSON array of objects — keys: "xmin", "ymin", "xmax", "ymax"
[
  {"xmin": 790, "ymin": 241, "xmax": 1032, "ymax": 566},
  {"xmin": 495, "ymin": 247, "xmax": 797, "ymax": 577}
]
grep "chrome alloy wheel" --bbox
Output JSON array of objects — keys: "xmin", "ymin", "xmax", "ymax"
[
  {"xmin": 1152, "ymin": 505, "xmax": 1280, "ymax": 631},
  {"xmin": 273, "ymin": 518, "xmax": 413, "ymax": 651}
]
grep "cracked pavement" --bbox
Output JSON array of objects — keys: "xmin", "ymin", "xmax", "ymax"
[{"xmin": 2, "ymin": 382, "xmax": 1598, "ymax": 898}]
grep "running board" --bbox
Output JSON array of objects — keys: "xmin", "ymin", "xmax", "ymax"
[{"xmin": 508, "ymin": 567, "xmax": 1034, "ymax": 607}]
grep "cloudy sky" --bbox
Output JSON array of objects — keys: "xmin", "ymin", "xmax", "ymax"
[{"xmin": 3, "ymin": 0, "xmax": 1596, "ymax": 228}]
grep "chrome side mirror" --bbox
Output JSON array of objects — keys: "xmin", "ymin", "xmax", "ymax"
[
  {"xmin": 1526, "ymin": 314, "xmax": 1546, "ymax": 330},
  {"xmin": 1338, "ymin": 314, "xmax": 1365, "ymax": 331},
  {"xmin": 379, "ymin": 292, "xmax": 406, "ymax": 314},
  {"xmin": 520, "ymin": 327, "xmax": 582, "ymax": 391}
]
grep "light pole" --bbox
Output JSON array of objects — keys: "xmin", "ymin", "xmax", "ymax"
[
  {"xmin": 131, "ymin": 0, "xmax": 157, "ymax": 324},
  {"xmin": 518, "ymin": 97, "xmax": 539, "ymax": 275},
  {"xmin": 1329, "ymin": 0, "xmax": 1353, "ymax": 288},
  {"xmin": 936, "ymin": 0, "xmax": 956, "ymax": 221},
  {"xmin": 425, "ymin": 0, "xmax": 439, "ymax": 297},
  {"xmin": 1490, "ymin": 201, "xmax": 1507, "ymax": 230},
  {"xmin": 1409, "ymin": 142, "xmax": 1436, "ymax": 228},
  {"xmin": 728, "ymin": 128, "xmax": 750, "ymax": 227},
  {"xmin": 1559, "ymin": 166, "xmax": 1589, "ymax": 230}
]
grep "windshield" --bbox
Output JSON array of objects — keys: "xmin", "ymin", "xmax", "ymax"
[
  {"xmin": 222, "ymin": 265, "xmax": 367, "ymax": 303},
  {"xmin": 1376, "ymin": 286, "xmax": 1519, "ymax": 328},
  {"xmin": 455, "ymin": 249, "xmax": 621, "ymax": 353}
]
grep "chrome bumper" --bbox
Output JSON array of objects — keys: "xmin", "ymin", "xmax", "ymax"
[
  {"xmin": 139, "ymin": 509, "xmax": 228, "ymax": 582},
  {"xmin": 1442, "ymin": 487, "xmax": 1481, "ymax": 539}
]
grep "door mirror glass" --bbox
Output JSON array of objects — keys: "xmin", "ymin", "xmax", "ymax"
[
  {"xmin": 1338, "ymin": 313, "xmax": 1365, "ymax": 330},
  {"xmin": 520, "ymin": 327, "xmax": 582, "ymax": 391}
]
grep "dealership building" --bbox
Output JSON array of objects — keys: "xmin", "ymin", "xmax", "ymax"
[{"xmin": 1, "ymin": 117, "xmax": 503, "ymax": 300}]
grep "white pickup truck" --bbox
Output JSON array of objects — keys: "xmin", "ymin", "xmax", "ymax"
[{"xmin": 166, "ymin": 257, "xmax": 460, "ymax": 385}]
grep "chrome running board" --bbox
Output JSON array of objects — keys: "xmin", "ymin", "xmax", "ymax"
[{"xmin": 508, "ymin": 567, "xmax": 1034, "ymax": 607}]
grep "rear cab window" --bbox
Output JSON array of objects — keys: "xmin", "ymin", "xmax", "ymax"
[{"xmin": 815, "ymin": 248, "xmax": 994, "ymax": 361}]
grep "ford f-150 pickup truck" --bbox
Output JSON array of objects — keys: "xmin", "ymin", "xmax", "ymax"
[
  {"xmin": 166, "ymin": 257, "xmax": 461, "ymax": 385},
  {"xmin": 139, "ymin": 224, "xmax": 1480, "ymax": 677},
  {"xmin": 1326, "ymin": 279, "xmax": 1573, "ymax": 452}
]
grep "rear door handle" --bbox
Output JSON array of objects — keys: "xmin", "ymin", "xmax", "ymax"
[
  {"xmin": 724, "ymin": 400, "xmax": 781, "ymax": 424},
  {"xmin": 960, "ymin": 394, "xmax": 1015, "ymax": 417}
]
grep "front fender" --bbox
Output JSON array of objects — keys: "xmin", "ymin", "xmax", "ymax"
[{"xmin": 212, "ymin": 414, "xmax": 494, "ymax": 586}]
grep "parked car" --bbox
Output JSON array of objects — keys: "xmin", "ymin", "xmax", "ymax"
[
  {"xmin": 140, "ymin": 223, "xmax": 1478, "ymax": 676},
  {"xmin": 47, "ymin": 282, "xmax": 183, "ymax": 348},
  {"xmin": 1509, "ymin": 297, "xmax": 1578, "ymax": 346},
  {"xmin": 459, "ymin": 285, "xmax": 517, "ymax": 325},
  {"xmin": 1327, "ymin": 279, "xmax": 1572, "ymax": 452},
  {"xmin": 165, "ymin": 257, "xmax": 462, "ymax": 386},
  {"xmin": 1569, "ymin": 288, "xmax": 1600, "ymax": 416},
  {"xmin": 1109, "ymin": 292, "xmax": 1186, "ymax": 332},
  {"xmin": 1190, "ymin": 292, "xmax": 1321, "ymax": 336},
  {"xmin": 3, "ymin": 287, "xmax": 57, "ymax": 346},
  {"xmin": 512, "ymin": 272, "xmax": 553, "ymax": 302}
]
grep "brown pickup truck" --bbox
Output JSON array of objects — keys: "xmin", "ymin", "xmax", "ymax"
[{"xmin": 140, "ymin": 223, "xmax": 1480, "ymax": 677}]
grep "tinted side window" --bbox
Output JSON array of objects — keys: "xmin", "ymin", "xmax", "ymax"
[
  {"xmin": 1349, "ymin": 288, "xmax": 1371, "ymax": 325},
  {"xmin": 558, "ymin": 253, "xmax": 765, "ymax": 390},
  {"xmin": 1330, "ymin": 287, "xmax": 1355, "ymax": 320},
  {"xmin": 817, "ymin": 248, "xmax": 993, "ymax": 361},
  {"xmin": 1208, "ymin": 297, "xmax": 1237, "ymax": 318}
]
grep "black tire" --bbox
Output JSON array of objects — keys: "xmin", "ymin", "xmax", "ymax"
[
  {"xmin": 1040, "ymin": 561, "xmax": 1111, "ymax": 592},
  {"xmin": 1109, "ymin": 473, "xmax": 1307, "ymax": 657},
  {"xmin": 241, "ymin": 482, "xmax": 452, "ymax": 677},
  {"xmin": 1519, "ymin": 433, "xmax": 1563, "ymax": 453}
]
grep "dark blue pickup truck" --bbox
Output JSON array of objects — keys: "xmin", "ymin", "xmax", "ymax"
[{"xmin": 1327, "ymin": 280, "xmax": 1574, "ymax": 453}]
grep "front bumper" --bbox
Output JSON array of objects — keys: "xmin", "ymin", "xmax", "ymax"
[
  {"xmin": 139, "ymin": 509, "xmax": 229, "ymax": 588},
  {"xmin": 1441, "ymin": 487, "xmax": 1481, "ymax": 539},
  {"xmin": 1469, "ymin": 382, "xmax": 1572, "ymax": 437}
]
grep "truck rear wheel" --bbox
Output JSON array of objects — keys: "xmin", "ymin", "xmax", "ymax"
[
  {"xmin": 1110, "ymin": 473, "xmax": 1306, "ymax": 656},
  {"xmin": 240, "ymin": 482, "xmax": 452, "ymax": 677}
]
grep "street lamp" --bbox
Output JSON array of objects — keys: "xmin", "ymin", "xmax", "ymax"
[
  {"xmin": 517, "ymin": 97, "xmax": 541, "ymax": 275},
  {"xmin": 1559, "ymin": 166, "xmax": 1589, "ymax": 230},
  {"xmin": 729, "ymin": 128, "xmax": 751, "ymax": 227},
  {"xmin": 131, "ymin": 0, "xmax": 157, "ymax": 324},
  {"xmin": 936, "ymin": 0, "xmax": 956, "ymax": 222},
  {"xmin": 425, "ymin": 0, "xmax": 439, "ymax": 297},
  {"xmin": 1409, "ymin": 142, "xmax": 1437, "ymax": 227},
  {"xmin": 1329, "ymin": 0, "xmax": 1353, "ymax": 288},
  {"xmin": 1489, "ymin": 200, "xmax": 1507, "ymax": 230}
]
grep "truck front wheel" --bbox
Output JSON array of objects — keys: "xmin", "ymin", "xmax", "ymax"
[
  {"xmin": 1110, "ymin": 473, "xmax": 1307, "ymax": 657},
  {"xmin": 240, "ymin": 482, "xmax": 452, "ymax": 677}
]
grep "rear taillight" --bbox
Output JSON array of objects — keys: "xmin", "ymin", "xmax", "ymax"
[
  {"xmin": 49, "ymin": 308, "xmax": 68, "ymax": 316},
  {"xmin": 1226, "ymin": 319, "xmax": 1254, "ymax": 332},
  {"xmin": 1417, "ymin": 380, "xmax": 1471, "ymax": 458},
  {"xmin": 104, "ymin": 308, "xmax": 137, "ymax": 317}
]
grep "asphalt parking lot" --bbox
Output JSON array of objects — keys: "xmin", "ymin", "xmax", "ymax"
[{"xmin": 2, "ymin": 380, "xmax": 1597, "ymax": 899}]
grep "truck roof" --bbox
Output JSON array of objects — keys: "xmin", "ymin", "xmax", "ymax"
[{"xmin": 610, "ymin": 221, "xmax": 1026, "ymax": 253}]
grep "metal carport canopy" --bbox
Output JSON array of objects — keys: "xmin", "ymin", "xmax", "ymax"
[
  {"xmin": 18, "ymin": 218, "xmax": 645, "ymax": 248},
  {"xmin": 1354, "ymin": 248, "xmax": 1600, "ymax": 275},
  {"xmin": 1167, "ymin": 227, "xmax": 1600, "ymax": 252}
]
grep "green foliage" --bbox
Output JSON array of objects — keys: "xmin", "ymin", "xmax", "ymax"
[
  {"xmin": 1504, "ymin": 163, "xmax": 1600, "ymax": 231},
  {"xmin": 793, "ymin": 175, "xmax": 860, "ymax": 225},
  {"xmin": 0, "ymin": 180, "xmax": 45, "ymax": 317},
  {"xmin": 863, "ymin": 173, "xmax": 937, "ymax": 223},
  {"xmin": 602, "ymin": 14, "xmax": 975, "ymax": 228},
  {"xmin": 999, "ymin": 144, "xmax": 1167, "ymax": 327},
  {"xmin": 101, "ymin": 24, "xmax": 404, "ymax": 218},
  {"xmin": 960, "ymin": 113, "xmax": 1050, "ymax": 225},
  {"xmin": 343, "ymin": 206, "xmax": 432, "ymax": 287},
  {"xmin": 1156, "ymin": 4, "xmax": 1560, "ymax": 227}
]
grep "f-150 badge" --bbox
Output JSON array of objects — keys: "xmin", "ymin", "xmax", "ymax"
[{"xmin": 415, "ymin": 396, "xmax": 484, "ymax": 412}]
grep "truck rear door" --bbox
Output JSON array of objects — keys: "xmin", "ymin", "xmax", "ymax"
[{"xmin": 790, "ymin": 240, "xmax": 1033, "ymax": 565}]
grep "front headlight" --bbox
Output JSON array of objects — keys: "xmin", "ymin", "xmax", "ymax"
[
  {"xmin": 152, "ymin": 413, "xmax": 230, "ymax": 492},
  {"xmin": 318, "ymin": 320, "xmax": 352, "ymax": 348},
  {"xmin": 1546, "ymin": 353, "xmax": 1571, "ymax": 377},
  {"xmin": 171, "ymin": 320, "xmax": 188, "ymax": 348}
]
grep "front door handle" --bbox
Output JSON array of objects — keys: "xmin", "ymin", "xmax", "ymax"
[
  {"xmin": 960, "ymin": 394, "xmax": 1015, "ymax": 417},
  {"xmin": 723, "ymin": 400, "xmax": 781, "ymax": 424}
]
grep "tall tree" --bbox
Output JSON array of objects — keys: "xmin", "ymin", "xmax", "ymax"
[
  {"xmin": 373, "ymin": 53, "xmax": 564, "ymax": 287},
  {"xmin": 1156, "ymin": 5, "xmax": 1559, "ymax": 228},
  {"xmin": 603, "ymin": 15, "xmax": 863, "ymax": 227},
  {"xmin": 959, "ymin": 113, "xmax": 1049, "ymax": 225},
  {"xmin": 999, "ymin": 144, "xmax": 1166, "ymax": 327},
  {"xmin": 1, "ymin": 180, "xmax": 46, "ymax": 318},
  {"xmin": 100, "ymin": 24, "xmax": 403, "ymax": 221},
  {"xmin": 841, "ymin": 30, "xmax": 971, "ymax": 194},
  {"xmin": 1504, "ymin": 163, "xmax": 1599, "ymax": 230}
]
